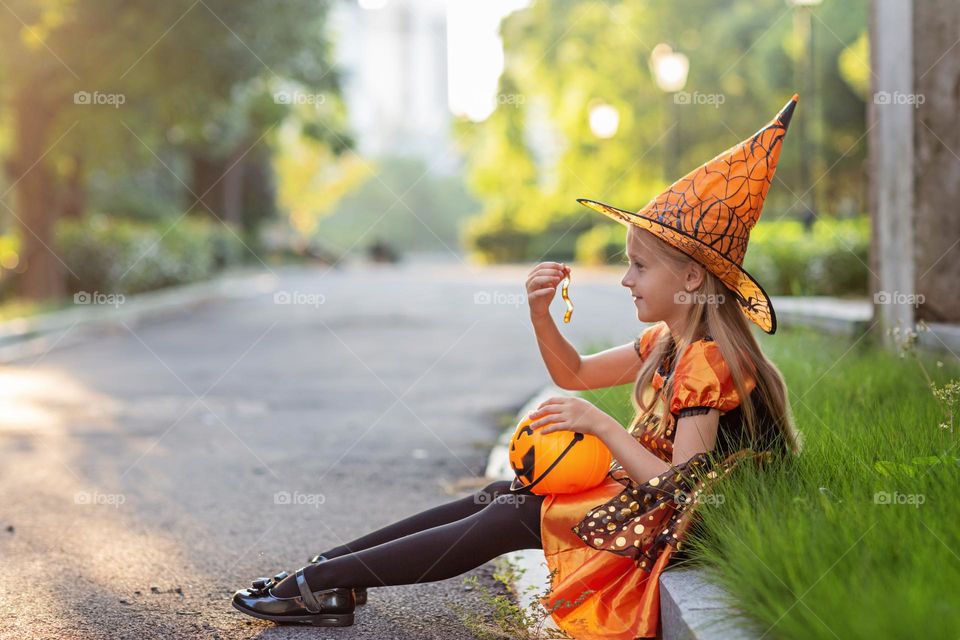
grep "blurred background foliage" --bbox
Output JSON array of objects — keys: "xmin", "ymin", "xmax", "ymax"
[
  {"xmin": 458, "ymin": 0, "xmax": 869, "ymax": 296},
  {"xmin": 0, "ymin": 0, "xmax": 349, "ymax": 300},
  {"xmin": 0, "ymin": 0, "xmax": 871, "ymax": 308}
]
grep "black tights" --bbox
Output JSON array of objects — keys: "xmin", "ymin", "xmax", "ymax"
[{"xmin": 271, "ymin": 480, "xmax": 544, "ymax": 597}]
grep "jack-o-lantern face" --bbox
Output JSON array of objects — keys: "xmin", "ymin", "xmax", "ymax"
[
  {"xmin": 511, "ymin": 423, "xmax": 538, "ymax": 485},
  {"xmin": 508, "ymin": 414, "xmax": 612, "ymax": 496}
]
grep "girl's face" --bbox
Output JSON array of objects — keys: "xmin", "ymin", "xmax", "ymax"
[{"xmin": 621, "ymin": 227, "xmax": 702, "ymax": 326}]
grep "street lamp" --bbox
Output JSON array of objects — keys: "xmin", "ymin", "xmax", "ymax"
[
  {"xmin": 650, "ymin": 43, "xmax": 689, "ymax": 182},
  {"xmin": 588, "ymin": 101, "xmax": 620, "ymax": 139},
  {"xmin": 650, "ymin": 43, "xmax": 689, "ymax": 93},
  {"xmin": 788, "ymin": 0, "xmax": 822, "ymax": 231}
]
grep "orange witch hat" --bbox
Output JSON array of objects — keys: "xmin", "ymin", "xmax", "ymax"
[{"xmin": 579, "ymin": 93, "xmax": 799, "ymax": 334}]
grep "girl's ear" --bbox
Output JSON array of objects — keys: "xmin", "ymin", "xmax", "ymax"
[{"xmin": 684, "ymin": 262, "xmax": 706, "ymax": 291}]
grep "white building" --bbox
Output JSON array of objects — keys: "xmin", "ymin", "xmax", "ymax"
[
  {"xmin": 328, "ymin": 0, "xmax": 457, "ymax": 173},
  {"xmin": 328, "ymin": 0, "xmax": 531, "ymax": 174}
]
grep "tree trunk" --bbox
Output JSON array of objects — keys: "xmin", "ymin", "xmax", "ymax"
[
  {"xmin": 191, "ymin": 146, "xmax": 248, "ymax": 227},
  {"xmin": 912, "ymin": 0, "xmax": 960, "ymax": 323},
  {"xmin": 221, "ymin": 145, "xmax": 246, "ymax": 228},
  {"xmin": 240, "ymin": 146, "xmax": 276, "ymax": 235},
  {"xmin": 190, "ymin": 152, "xmax": 225, "ymax": 218},
  {"xmin": 61, "ymin": 155, "xmax": 86, "ymax": 220},
  {"xmin": 13, "ymin": 86, "xmax": 64, "ymax": 300}
]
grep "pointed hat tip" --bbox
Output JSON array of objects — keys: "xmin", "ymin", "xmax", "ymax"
[{"xmin": 778, "ymin": 94, "xmax": 799, "ymax": 130}]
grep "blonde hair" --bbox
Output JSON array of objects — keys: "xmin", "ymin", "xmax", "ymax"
[{"xmin": 627, "ymin": 227, "xmax": 803, "ymax": 458}]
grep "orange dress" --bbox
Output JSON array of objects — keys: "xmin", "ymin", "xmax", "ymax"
[{"xmin": 538, "ymin": 322, "xmax": 772, "ymax": 640}]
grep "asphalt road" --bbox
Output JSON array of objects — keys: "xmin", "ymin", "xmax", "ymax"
[{"xmin": 0, "ymin": 258, "xmax": 639, "ymax": 639}]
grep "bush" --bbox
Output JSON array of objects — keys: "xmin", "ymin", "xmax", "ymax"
[
  {"xmin": 467, "ymin": 211, "xmax": 868, "ymax": 297},
  {"xmin": 574, "ymin": 215, "xmax": 869, "ymax": 297},
  {"xmin": 527, "ymin": 216, "xmax": 595, "ymax": 263},
  {"xmin": 466, "ymin": 213, "xmax": 606, "ymax": 265},
  {"xmin": 575, "ymin": 223, "xmax": 627, "ymax": 265},
  {"xmin": 744, "ymin": 216, "xmax": 869, "ymax": 297},
  {"xmin": 55, "ymin": 214, "xmax": 245, "ymax": 295},
  {"xmin": 180, "ymin": 217, "xmax": 248, "ymax": 269},
  {"xmin": 463, "ymin": 214, "xmax": 531, "ymax": 264}
]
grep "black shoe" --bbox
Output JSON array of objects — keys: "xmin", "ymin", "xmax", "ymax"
[
  {"xmin": 309, "ymin": 553, "xmax": 368, "ymax": 605},
  {"xmin": 232, "ymin": 567, "xmax": 355, "ymax": 627}
]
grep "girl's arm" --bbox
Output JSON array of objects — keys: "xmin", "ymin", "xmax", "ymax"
[
  {"xmin": 671, "ymin": 409, "xmax": 720, "ymax": 464},
  {"xmin": 530, "ymin": 311, "xmax": 583, "ymax": 390},
  {"xmin": 597, "ymin": 409, "xmax": 721, "ymax": 484},
  {"xmin": 526, "ymin": 262, "xmax": 582, "ymax": 388},
  {"xmin": 597, "ymin": 415, "xmax": 671, "ymax": 482},
  {"xmin": 530, "ymin": 310, "xmax": 643, "ymax": 391},
  {"xmin": 525, "ymin": 262, "xmax": 641, "ymax": 390}
]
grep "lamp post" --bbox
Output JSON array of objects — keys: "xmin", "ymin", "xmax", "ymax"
[
  {"xmin": 588, "ymin": 101, "xmax": 620, "ymax": 139},
  {"xmin": 789, "ymin": 0, "xmax": 822, "ymax": 231},
  {"xmin": 650, "ymin": 43, "xmax": 689, "ymax": 183}
]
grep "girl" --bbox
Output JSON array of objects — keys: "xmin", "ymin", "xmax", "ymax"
[{"xmin": 231, "ymin": 94, "xmax": 803, "ymax": 639}]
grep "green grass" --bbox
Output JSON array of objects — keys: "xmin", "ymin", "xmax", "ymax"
[
  {"xmin": 578, "ymin": 326, "xmax": 960, "ymax": 639},
  {"xmin": 448, "ymin": 561, "xmax": 573, "ymax": 639}
]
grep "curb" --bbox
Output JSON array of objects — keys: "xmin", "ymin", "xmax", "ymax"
[
  {"xmin": 771, "ymin": 297, "xmax": 960, "ymax": 354},
  {"xmin": 773, "ymin": 296, "xmax": 872, "ymax": 336},
  {"xmin": 0, "ymin": 268, "xmax": 279, "ymax": 364},
  {"xmin": 659, "ymin": 568, "xmax": 758, "ymax": 640},
  {"xmin": 920, "ymin": 321, "xmax": 960, "ymax": 354}
]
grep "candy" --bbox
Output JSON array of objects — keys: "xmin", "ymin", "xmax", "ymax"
[{"xmin": 561, "ymin": 272, "xmax": 573, "ymax": 323}]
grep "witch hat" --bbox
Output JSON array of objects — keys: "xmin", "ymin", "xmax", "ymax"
[{"xmin": 579, "ymin": 93, "xmax": 798, "ymax": 334}]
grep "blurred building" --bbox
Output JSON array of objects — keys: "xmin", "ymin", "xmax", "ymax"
[{"xmin": 329, "ymin": 0, "xmax": 458, "ymax": 174}]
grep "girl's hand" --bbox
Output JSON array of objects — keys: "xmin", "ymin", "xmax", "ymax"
[
  {"xmin": 526, "ymin": 396, "xmax": 612, "ymax": 438},
  {"xmin": 526, "ymin": 262, "xmax": 571, "ymax": 319}
]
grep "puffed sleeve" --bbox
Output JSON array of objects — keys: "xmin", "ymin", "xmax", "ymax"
[
  {"xmin": 633, "ymin": 322, "xmax": 668, "ymax": 360},
  {"xmin": 669, "ymin": 340, "xmax": 755, "ymax": 417}
]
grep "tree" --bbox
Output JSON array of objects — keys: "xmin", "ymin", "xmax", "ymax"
[
  {"xmin": 461, "ymin": 0, "xmax": 868, "ymax": 259},
  {"xmin": 0, "ymin": 0, "xmax": 347, "ymax": 298}
]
